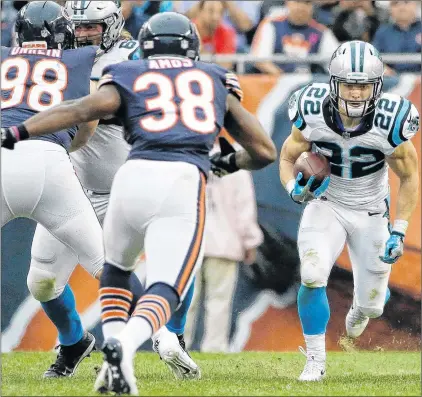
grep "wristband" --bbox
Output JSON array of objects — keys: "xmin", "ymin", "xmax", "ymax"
[
  {"xmin": 392, "ymin": 219, "xmax": 408, "ymax": 236},
  {"xmin": 16, "ymin": 124, "xmax": 30, "ymax": 141},
  {"xmin": 286, "ymin": 179, "xmax": 296, "ymax": 196}
]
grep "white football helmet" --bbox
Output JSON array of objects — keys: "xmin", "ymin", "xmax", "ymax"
[
  {"xmin": 329, "ymin": 40, "xmax": 384, "ymax": 118},
  {"xmin": 65, "ymin": 1, "xmax": 124, "ymax": 51}
]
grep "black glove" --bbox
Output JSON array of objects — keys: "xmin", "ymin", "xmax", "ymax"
[
  {"xmin": 210, "ymin": 137, "xmax": 240, "ymax": 177},
  {"xmin": 1, "ymin": 127, "xmax": 19, "ymax": 150}
]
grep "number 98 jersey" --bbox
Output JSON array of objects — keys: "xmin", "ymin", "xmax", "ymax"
[
  {"xmin": 1, "ymin": 45, "xmax": 99, "ymax": 151},
  {"xmin": 288, "ymin": 82, "xmax": 420, "ymax": 210},
  {"xmin": 98, "ymin": 56, "xmax": 243, "ymax": 175}
]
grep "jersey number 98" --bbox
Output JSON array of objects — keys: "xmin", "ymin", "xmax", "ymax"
[
  {"xmin": 133, "ymin": 70, "xmax": 216, "ymax": 134},
  {"xmin": 1, "ymin": 57, "xmax": 68, "ymax": 112}
]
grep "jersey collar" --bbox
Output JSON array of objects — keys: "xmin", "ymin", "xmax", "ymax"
[{"xmin": 322, "ymin": 97, "xmax": 375, "ymax": 138}]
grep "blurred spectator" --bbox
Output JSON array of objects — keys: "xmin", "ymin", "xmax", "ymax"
[
  {"xmin": 122, "ymin": 0, "xmax": 173, "ymax": 39},
  {"xmin": 251, "ymin": 0, "xmax": 339, "ymax": 75},
  {"xmin": 1, "ymin": 2, "xmax": 17, "ymax": 47},
  {"xmin": 331, "ymin": 1, "xmax": 389, "ymax": 43},
  {"xmin": 372, "ymin": 1, "xmax": 421, "ymax": 74},
  {"xmin": 193, "ymin": 1, "xmax": 236, "ymax": 69},
  {"xmin": 313, "ymin": 0, "xmax": 339, "ymax": 27},
  {"xmin": 177, "ymin": 1, "xmax": 262, "ymax": 52},
  {"xmin": 184, "ymin": 164, "xmax": 263, "ymax": 353},
  {"xmin": 223, "ymin": 1, "xmax": 262, "ymax": 51},
  {"xmin": 259, "ymin": 1, "xmax": 285, "ymax": 20}
]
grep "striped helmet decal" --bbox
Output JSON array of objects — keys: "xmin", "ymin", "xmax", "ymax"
[
  {"xmin": 350, "ymin": 41, "xmax": 366, "ymax": 73},
  {"xmin": 350, "ymin": 41, "xmax": 356, "ymax": 72}
]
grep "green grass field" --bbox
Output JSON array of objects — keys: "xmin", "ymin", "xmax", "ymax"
[{"xmin": 2, "ymin": 351, "xmax": 420, "ymax": 396}]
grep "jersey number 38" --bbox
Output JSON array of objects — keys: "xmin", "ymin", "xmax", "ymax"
[{"xmin": 134, "ymin": 70, "xmax": 216, "ymax": 134}]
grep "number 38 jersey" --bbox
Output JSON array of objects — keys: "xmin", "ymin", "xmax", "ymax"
[
  {"xmin": 288, "ymin": 82, "xmax": 420, "ymax": 210},
  {"xmin": 98, "ymin": 56, "xmax": 243, "ymax": 175},
  {"xmin": 1, "ymin": 46, "xmax": 99, "ymax": 151}
]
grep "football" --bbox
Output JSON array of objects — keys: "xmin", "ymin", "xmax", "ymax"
[{"xmin": 293, "ymin": 151, "xmax": 331, "ymax": 182}]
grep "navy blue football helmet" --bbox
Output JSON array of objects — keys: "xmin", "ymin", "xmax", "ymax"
[
  {"xmin": 15, "ymin": 1, "xmax": 75, "ymax": 50},
  {"xmin": 138, "ymin": 12, "xmax": 200, "ymax": 60}
]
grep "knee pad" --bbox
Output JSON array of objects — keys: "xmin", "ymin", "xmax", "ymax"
[
  {"xmin": 27, "ymin": 265, "xmax": 58, "ymax": 302},
  {"xmin": 357, "ymin": 305, "xmax": 383, "ymax": 319},
  {"xmin": 300, "ymin": 252, "xmax": 329, "ymax": 288}
]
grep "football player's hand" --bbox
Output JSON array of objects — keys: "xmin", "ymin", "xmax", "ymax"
[
  {"xmin": 290, "ymin": 172, "xmax": 330, "ymax": 204},
  {"xmin": 1, "ymin": 127, "xmax": 19, "ymax": 150},
  {"xmin": 210, "ymin": 137, "xmax": 239, "ymax": 177},
  {"xmin": 379, "ymin": 232, "xmax": 404, "ymax": 264}
]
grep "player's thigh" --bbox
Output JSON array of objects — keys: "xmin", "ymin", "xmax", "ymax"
[
  {"xmin": 298, "ymin": 200, "xmax": 347, "ymax": 287},
  {"xmin": 103, "ymin": 163, "xmax": 148, "ymax": 271},
  {"xmin": 28, "ymin": 223, "xmax": 78, "ymax": 300},
  {"xmin": 1, "ymin": 144, "xmax": 46, "ymax": 224},
  {"xmin": 85, "ymin": 190, "xmax": 110, "ymax": 226},
  {"xmin": 347, "ymin": 209, "xmax": 391, "ymax": 316},
  {"xmin": 144, "ymin": 165, "xmax": 206, "ymax": 300},
  {"xmin": 32, "ymin": 150, "xmax": 104, "ymax": 275}
]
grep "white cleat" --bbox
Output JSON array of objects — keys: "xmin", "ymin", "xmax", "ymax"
[
  {"xmin": 346, "ymin": 301, "xmax": 369, "ymax": 338},
  {"xmin": 152, "ymin": 327, "xmax": 201, "ymax": 380},
  {"xmin": 298, "ymin": 346, "xmax": 326, "ymax": 382}
]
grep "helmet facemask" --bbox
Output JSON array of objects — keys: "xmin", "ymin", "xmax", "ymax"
[
  {"xmin": 329, "ymin": 74, "xmax": 383, "ymax": 118},
  {"xmin": 66, "ymin": 1, "xmax": 124, "ymax": 51}
]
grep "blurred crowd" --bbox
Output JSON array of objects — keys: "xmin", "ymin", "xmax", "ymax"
[{"xmin": 2, "ymin": 1, "xmax": 421, "ymax": 74}]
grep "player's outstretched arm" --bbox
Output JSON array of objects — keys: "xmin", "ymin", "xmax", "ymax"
[
  {"xmin": 22, "ymin": 85, "xmax": 121, "ymax": 138},
  {"xmin": 224, "ymin": 94, "xmax": 277, "ymax": 170},
  {"xmin": 386, "ymin": 140, "xmax": 419, "ymax": 224},
  {"xmin": 279, "ymin": 125, "xmax": 312, "ymax": 189}
]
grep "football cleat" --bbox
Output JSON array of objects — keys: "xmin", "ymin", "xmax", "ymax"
[
  {"xmin": 346, "ymin": 300, "xmax": 369, "ymax": 338},
  {"xmin": 43, "ymin": 331, "xmax": 96, "ymax": 378},
  {"xmin": 94, "ymin": 338, "xmax": 138, "ymax": 396},
  {"xmin": 152, "ymin": 327, "xmax": 201, "ymax": 380},
  {"xmin": 298, "ymin": 346, "xmax": 326, "ymax": 382}
]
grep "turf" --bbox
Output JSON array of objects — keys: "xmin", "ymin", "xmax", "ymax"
[{"xmin": 1, "ymin": 351, "xmax": 421, "ymax": 396}]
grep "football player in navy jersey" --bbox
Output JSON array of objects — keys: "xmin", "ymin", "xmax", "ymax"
[
  {"xmin": 1, "ymin": 0, "xmax": 102, "ymax": 377},
  {"xmin": 2, "ymin": 12, "xmax": 277, "ymax": 394}
]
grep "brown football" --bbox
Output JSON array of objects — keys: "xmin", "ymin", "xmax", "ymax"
[{"xmin": 293, "ymin": 151, "xmax": 331, "ymax": 182}]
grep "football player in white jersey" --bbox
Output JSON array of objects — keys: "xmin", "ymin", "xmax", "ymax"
[
  {"xmin": 279, "ymin": 40, "xmax": 419, "ymax": 381},
  {"xmin": 30, "ymin": 0, "xmax": 200, "ymax": 380}
]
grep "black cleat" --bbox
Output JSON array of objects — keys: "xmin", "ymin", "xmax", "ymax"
[
  {"xmin": 94, "ymin": 338, "xmax": 138, "ymax": 395},
  {"xmin": 43, "ymin": 331, "xmax": 96, "ymax": 378}
]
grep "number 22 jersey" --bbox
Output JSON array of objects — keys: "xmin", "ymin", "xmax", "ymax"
[
  {"xmin": 98, "ymin": 55, "xmax": 243, "ymax": 175},
  {"xmin": 288, "ymin": 82, "xmax": 419, "ymax": 210}
]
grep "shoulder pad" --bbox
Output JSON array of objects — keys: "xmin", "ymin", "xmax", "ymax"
[{"xmin": 374, "ymin": 93, "xmax": 419, "ymax": 149}]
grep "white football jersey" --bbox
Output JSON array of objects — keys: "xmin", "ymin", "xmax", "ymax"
[
  {"xmin": 70, "ymin": 39, "xmax": 140, "ymax": 193},
  {"xmin": 288, "ymin": 83, "xmax": 419, "ymax": 210}
]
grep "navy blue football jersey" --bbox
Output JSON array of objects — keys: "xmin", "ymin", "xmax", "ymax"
[
  {"xmin": 1, "ymin": 46, "xmax": 99, "ymax": 150},
  {"xmin": 98, "ymin": 55, "xmax": 243, "ymax": 175}
]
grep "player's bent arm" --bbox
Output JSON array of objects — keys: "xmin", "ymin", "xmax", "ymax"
[
  {"xmin": 22, "ymin": 85, "xmax": 121, "ymax": 138},
  {"xmin": 69, "ymin": 80, "xmax": 101, "ymax": 152},
  {"xmin": 386, "ymin": 140, "xmax": 419, "ymax": 226},
  {"xmin": 69, "ymin": 120, "xmax": 99, "ymax": 152},
  {"xmin": 279, "ymin": 125, "xmax": 312, "ymax": 189},
  {"xmin": 225, "ymin": 94, "xmax": 277, "ymax": 170}
]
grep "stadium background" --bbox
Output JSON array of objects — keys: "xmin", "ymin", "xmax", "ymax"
[{"xmin": 2, "ymin": 73, "xmax": 420, "ymax": 353}]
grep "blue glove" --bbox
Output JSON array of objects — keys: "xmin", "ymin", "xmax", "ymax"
[
  {"xmin": 290, "ymin": 172, "xmax": 330, "ymax": 204},
  {"xmin": 379, "ymin": 232, "xmax": 404, "ymax": 264}
]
